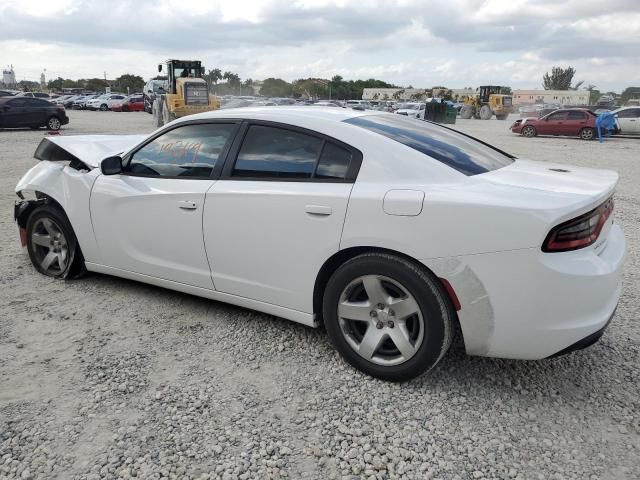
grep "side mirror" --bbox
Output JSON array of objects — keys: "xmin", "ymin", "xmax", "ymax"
[
  {"xmin": 158, "ymin": 64, "xmax": 162, "ymax": 73},
  {"xmin": 101, "ymin": 155, "xmax": 123, "ymax": 175}
]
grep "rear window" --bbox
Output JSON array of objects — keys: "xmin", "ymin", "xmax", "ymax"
[{"xmin": 344, "ymin": 115, "xmax": 514, "ymax": 176}]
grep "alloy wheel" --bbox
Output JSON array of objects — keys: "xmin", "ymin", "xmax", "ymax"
[
  {"xmin": 30, "ymin": 217, "xmax": 69, "ymax": 275},
  {"xmin": 580, "ymin": 128, "xmax": 594, "ymax": 140},
  {"xmin": 47, "ymin": 117, "xmax": 61, "ymax": 130},
  {"xmin": 338, "ymin": 275, "xmax": 425, "ymax": 366},
  {"xmin": 522, "ymin": 126, "xmax": 536, "ymax": 137}
]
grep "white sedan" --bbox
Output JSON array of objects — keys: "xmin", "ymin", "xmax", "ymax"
[
  {"xmin": 14, "ymin": 107, "xmax": 625, "ymax": 381},
  {"xmin": 612, "ymin": 106, "xmax": 640, "ymax": 134}
]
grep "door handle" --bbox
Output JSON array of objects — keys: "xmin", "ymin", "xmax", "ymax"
[
  {"xmin": 178, "ymin": 201, "xmax": 197, "ymax": 210},
  {"xmin": 305, "ymin": 205, "xmax": 332, "ymax": 216}
]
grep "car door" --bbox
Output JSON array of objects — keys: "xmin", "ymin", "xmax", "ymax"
[
  {"xmin": 203, "ymin": 122, "xmax": 361, "ymax": 313},
  {"xmin": 538, "ymin": 111, "xmax": 566, "ymax": 135},
  {"xmin": 2, "ymin": 98, "xmax": 30, "ymax": 126},
  {"xmin": 616, "ymin": 108, "xmax": 640, "ymax": 134},
  {"xmin": 90, "ymin": 121, "xmax": 239, "ymax": 288},
  {"xmin": 565, "ymin": 110, "xmax": 589, "ymax": 135}
]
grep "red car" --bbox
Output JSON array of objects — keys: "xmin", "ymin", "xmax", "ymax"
[
  {"xmin": 511, "ymin": 108, "xmax": 599, "ymax": 140},
  {"xmin": 111, "ymin": 95, "xmax": 144, "ymax": 112}
]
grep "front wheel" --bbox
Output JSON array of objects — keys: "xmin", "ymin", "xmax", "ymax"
[
  {"xmin": 580, "ymin": 127, "xmax": 596, "ymax": 140},
  {"xmin": 323, "ymin": 253, "xmax": 454, "ymax": 381},
  {"xmin": 99, "ymin": 103, "xmax": 108, "ymax": 111},
  {"xmin": 521, "ymin": 125, "xmax": 537, "ymax": 137},
  {"xmin": 26, "ymin": 205, "xmax": 85, "ymax": 279},
  {"xmin": 46, "ymin": 116, "xmax": 61, "ymax": 130},
  {"xmin": 479, "ymin": 105, "xmax": 493, "ymax": 120}
]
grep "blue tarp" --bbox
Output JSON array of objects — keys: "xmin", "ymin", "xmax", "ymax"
[{"xmin": 595, "ymin": 112, "xmax": 616, "ymax": 143}]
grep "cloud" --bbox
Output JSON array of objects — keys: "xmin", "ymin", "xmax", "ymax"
[{"xmin": 1, "ymin": 0, "xmax": 639, "ymax": 91}]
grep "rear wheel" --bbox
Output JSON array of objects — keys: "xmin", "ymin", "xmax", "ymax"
[
  {"xmin": 580, "ymin": 127, "xmax": 596, "ymax": 140},
  {"xmin": 521, "ymin": 125, "xmax": 537, "ymax": 137},
  {"xmin": 479, "ymin": 105, "xmax": 493, "ymax": 120},
  {"xmin": 26, "ymin": 205, "xmax": 85, "ymax": 279},
  {"xmin": 46, "ymin": 116, "xmax": 61, "ymax": 131},
  {"xmin": 323, "ymin": 253, "xmax": 453, "ymax": 381}
]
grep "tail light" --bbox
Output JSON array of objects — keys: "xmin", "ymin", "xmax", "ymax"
[{"xmin": 543, "ymin": 197, "xmax": 614, "ymax": 252}]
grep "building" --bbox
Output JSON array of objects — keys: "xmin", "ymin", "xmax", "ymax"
[
  {"xmin": 450, "ymin": 88, "xmax": 475, "ymax": 101},
  {"xmin": 2, "ymin": 65, "xmax": 17, "ymax": 88},
  {"xmin": 513, "ymin": 89, "xmax": 588, "ymax": 106},
  {"xmin": 362, "ymin": 88, "xmax": 429, "ymax": 101}
]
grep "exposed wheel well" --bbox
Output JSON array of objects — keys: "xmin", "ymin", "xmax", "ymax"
[{"xmin": 313, "ymin": 246, "xmax": 461, "ymax": 329}]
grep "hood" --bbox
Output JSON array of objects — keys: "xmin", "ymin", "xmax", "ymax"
[{"xmin": 34, "ymin": 134, "xmax": 147, "ymax": 169}]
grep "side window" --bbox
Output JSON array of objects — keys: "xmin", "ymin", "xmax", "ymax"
[
  {"xmin": 127, "ymin": 123, "xmax": 235, "ymax": 178},
  {"xmin": 616, "ymin": 109, "xmax": 633, "ymax": 118},
  {"xmin": 8, "ymin": 98, "xmax": 28, "ymax": 107},
  {"xmin": 316, "ymin": 142, "xmax": 352, "ymax": 179},
  {"xmin": 567, "ymin": 111, "xmax": 586, "ymax": 120},
  {"xmin": 547, "ymin": 112, "xmax": 566, "ymax": 121},
  {"xmin": 233, "ymin": 125, "xmax": 323, "ymax": 179}
]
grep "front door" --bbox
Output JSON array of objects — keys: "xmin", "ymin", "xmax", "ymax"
[
  {"xmin": 538, "ymin": 110, "xmax": 567, "ymax": 135},
  {"xmin": 90, "ymin": 122, "xmax": 239, "ymax": 289},
  {"xmin": 204, "ymin": 123, "xmax": 360, "ymax": 313},
  {"xmin": 3, "ymin": 98, "xmax": 30, "ymax": 127}
]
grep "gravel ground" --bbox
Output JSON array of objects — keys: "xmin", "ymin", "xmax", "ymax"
[{"xmin": 1, "ymin": 110, "xmax": 639, "ymax": 480}]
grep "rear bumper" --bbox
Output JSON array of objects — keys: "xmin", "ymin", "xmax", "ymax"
[
  {"xmin": 547, "ymin": 307, "xmax": 615, "ymax": 358},
  {"xmin": 447, "ymin": 224, "xmax": 625, "ymax": 360}
]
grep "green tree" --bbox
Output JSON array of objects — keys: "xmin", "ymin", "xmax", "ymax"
[
  {"xmin": 542, "ymin": 66, "xmax": 581, "ymax": 90},
  {"xmin": 620, "ymin": 86, "xmax": 640, "ymax": 105},
  {"xmin": 501, "ymin": 86, "xmax": 512, "ymax": 95},
  {"xmin": 260, "ymin": 78, "xmax": 292, "ymax": 97},
  {"xmin": 83, "ymin": 78, "xmax": 108, "ymax": 92},
  {"xmin": 113, "ymin": 74, "xmax": 144, "ymax": 94},
  {"xmin": 206, "ymin": 68, "xmax": 222, "ymax": 87},
  {"xmin": 585, "ymin": 84, "xmax": 600, "ymax": 105}
]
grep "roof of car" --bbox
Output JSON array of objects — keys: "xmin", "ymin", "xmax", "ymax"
[{"xmin": 185, "ymin": 106, "xmax": 371, "ymax": 123}]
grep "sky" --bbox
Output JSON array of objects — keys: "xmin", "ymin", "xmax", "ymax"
[{"xmin": 1, "ymin": 0, "xmax": 639, "ymax": 92}]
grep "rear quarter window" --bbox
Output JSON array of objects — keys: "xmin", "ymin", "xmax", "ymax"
[{"xmin": 344, "ymin": 114, "xmax": 514, "ymax": 176}]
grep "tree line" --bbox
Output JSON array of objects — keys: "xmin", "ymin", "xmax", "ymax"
[{"xmin": 46, "ymin": 74, "xmax": 145, "ymax": 94}]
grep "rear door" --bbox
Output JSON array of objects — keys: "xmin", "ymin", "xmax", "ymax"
[
  {"xmin": 565, "ymin": 110, "xmax": 589, "ymax": 135},
  {"xmin": 203, "ymin": 121, "xmax": 362, "ymax": 313},
  {"xmin": 616, "ymin": 108, "xmax": 640, "ymax": 134},
  {"xmin": 2, "ymin": 98, "xmax": 30, "ymax": 127}
]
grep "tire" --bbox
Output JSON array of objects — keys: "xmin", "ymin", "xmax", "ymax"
[
  {"xmin": 459, "ymin": 105, "xmax": 473, "ymax": 119},
  {"xmin": 46, "ymin": 116, "xmax": 61, "ymax": 131},
  {"xmin": 580, "ymin": 127, "xmax": 595, "ymax": 141},
  {"xmin": 162, "ymin": 101, "xmax": 176, "ymax": 125},
  {"xmin": 153, "ymin": 98, "xmax": 164, "ymax": 127},
  {"xmin": 26, "ymin": 204, "xmax": 86, "ymax": 279},
  {"xmin": 99, "ymin": 103, "xmax": 108, "ymax": 111},
  {"xmin": 122, "ymin": 106, "xmax": 129, "ymax": 112},
  {"xmin": 495, "ymin": 114, "xmax": 508, "ymax": 120},
  {"xmin": 479, "ymin": 105, "xmax": 493, "ymax": 120},
  {"xmin": 322, "ymin": 253, "xmax": 454, "ymax": 382},
  {"xmin": 521, "ymin": 125, "xmax": 537, "ymax": 137}
]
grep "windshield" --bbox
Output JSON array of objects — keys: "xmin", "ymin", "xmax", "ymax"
[{"xmin": 344, "ymin": 114, "xmax": 514, "ymax": 176}]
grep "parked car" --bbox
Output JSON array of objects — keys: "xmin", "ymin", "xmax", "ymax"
[
  {"xmin": 111, "ymin": 95, "xmax": 145, "ymax": 112},
  {"xmin": 143, "ymin": 80, "xmax": 168, "ymax": 114},
  {"xmin": 395, "ymin": 102, "xmax": 426, "ymax": 119},
  {"xmin": 61, "ymin": 95, "xmax": 82, "ymax": 109},
  {"xmin": 611, "ymin": 106, "xmax": 640, "ymax": 134},
  {"xmin": 0, "ymin": 96, "xmax": 68, "ymax": 130},
  {"xmin": 14, "ymin": 108, "xmax": 624, "ymax": 381},
  {"xmin": 0, "ymin": 90, "xmax": 16, "ymax": 97},
  {"xmin": 86, "ymin": 94, "xmax": 124, "ymax": 111},
  {"xmin": 511, "ymin": 108, "xmax": 605, "ymax": 140}
]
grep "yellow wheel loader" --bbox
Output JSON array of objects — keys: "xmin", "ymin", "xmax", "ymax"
[
  {"xmin": 152, "ymin": 59, "xmax": 220, "ymax": 127},
  {"xmin": 459, "ymin": 86, "xmax": 513, "ymax": 120}
]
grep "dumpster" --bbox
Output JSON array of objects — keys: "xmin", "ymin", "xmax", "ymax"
[{"xmin": 443, "ymin": 106, "xmax": 457, "ymax": 124}]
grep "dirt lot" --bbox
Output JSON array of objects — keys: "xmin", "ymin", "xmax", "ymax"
[{"xmin": 1, "ymin": 111, "xmax": 639, "ymax": 480}]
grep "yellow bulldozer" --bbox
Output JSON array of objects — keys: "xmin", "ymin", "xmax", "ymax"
[
  {"xmin": 152, "ymin": 59, "xmax": 220, "ymax": 127},
  {"xmin": 459, "ymin": 86, "xmax": 513, "ymax": 120}
]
